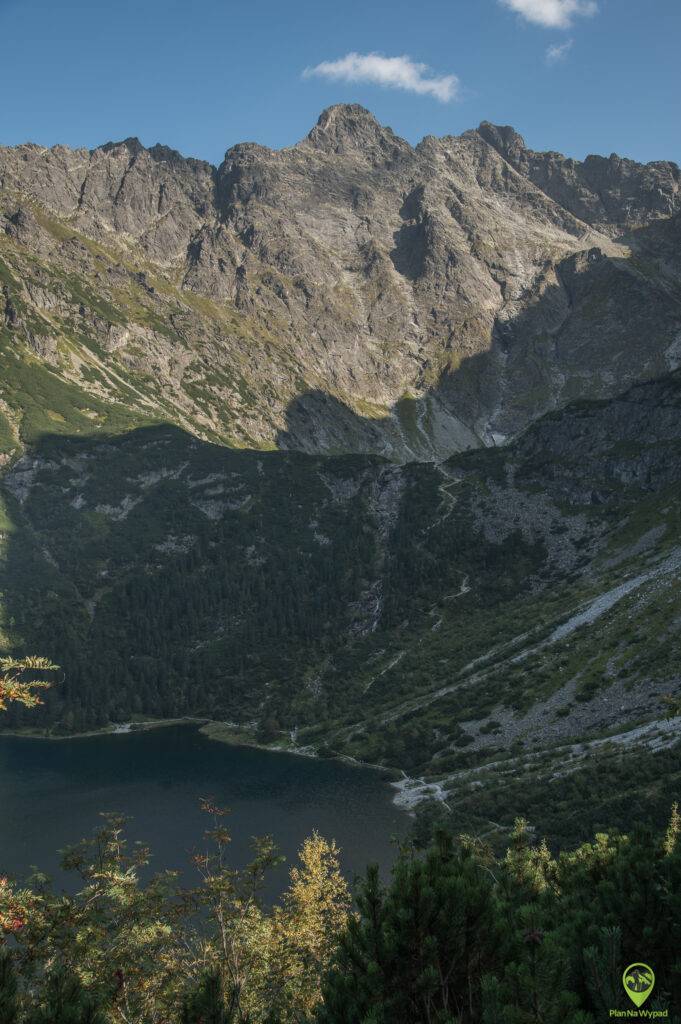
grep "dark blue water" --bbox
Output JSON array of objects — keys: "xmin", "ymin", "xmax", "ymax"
[{"xmin": 0, "ymin": 725, "xmax": 406, "ymax": 897}]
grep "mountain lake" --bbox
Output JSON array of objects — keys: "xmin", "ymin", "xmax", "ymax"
[{"xmin": 0, "ymin": 724, "xmax": 408, "ymax": 898}]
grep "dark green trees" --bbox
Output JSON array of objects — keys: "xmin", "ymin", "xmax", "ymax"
[
  {"xmin": 319, "ymin": 816, "xmax": 681, "ymax": 1024},
  {"xmin": 0, "ymin": 949, "xmax": 19, "ymax": 1024},
  {"xmin": 3, "ymin": 811, "xmax": 681, "ymax": 1022},
  {"xmin": 23, "ymin": 969, "xmax": 106, "ymax": 1024},
  {"xmin": 180, "ymin": 972, "xmax": 233, "ymax": 1024},
  {"xmin": 318, "ymin": 835, "xmax": 501, "ymax": 1024}
]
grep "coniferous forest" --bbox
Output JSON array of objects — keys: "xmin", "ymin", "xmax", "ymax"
[{"xmin": 1, "ymin": 804, "xmax": 680, "ymax": 1023}]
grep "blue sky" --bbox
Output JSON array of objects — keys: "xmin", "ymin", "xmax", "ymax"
[{"xmin": 1, "ymin": 0, "xmax": 679, "ymax": 167}]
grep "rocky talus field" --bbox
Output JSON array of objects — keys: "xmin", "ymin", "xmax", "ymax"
[{"xmin": 1, "ymin": 105, "xmax": 681, "ymax": 844}]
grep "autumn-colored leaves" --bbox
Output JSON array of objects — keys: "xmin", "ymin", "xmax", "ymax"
[{"xmin": 0, "ymin": 657, "xmax": 57, "ymax": 712}]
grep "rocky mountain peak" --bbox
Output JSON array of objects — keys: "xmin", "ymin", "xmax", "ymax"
[
  {"xmin": 476, "ymin": 121, "xmax": 527, "ymax": 158},
  {"xmin": 1, "ymin": 107, "xmax": 681, "ymax": 463},
  {"xmin": 98, "ymin": 136, "xmax": 146, "ymax": 157},
  {"xmin": 220, "ymin": 141, "xmax": 275, "ymax": 171},
  {"xmin": 303, "ymin": 103, "xmax": 410, "ymax": 160}
]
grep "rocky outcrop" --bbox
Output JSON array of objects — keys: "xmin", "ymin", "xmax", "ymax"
[
  {"xmin": 476, "ymin": 121, "xmax": 681, "ymax": 234},
  {"xmin": 0, "ymin": 139, "xmax": 215, "ymax": 264},
  {"xmin": 509, "ymin": 370, "xmax": 681, "ymax": 501}
]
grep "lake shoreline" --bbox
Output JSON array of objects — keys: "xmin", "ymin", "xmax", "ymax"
[
  {"xmin": 0, "ymin": 716, "xmax": 211, "ymax": 741},
  {"xmin": 0, "ymin": 715, "xmax": 414, "ymax": 806}
]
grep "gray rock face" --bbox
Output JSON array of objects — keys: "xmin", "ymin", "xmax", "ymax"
[
  {"xmin": 510, "ymin": 370, "xmax": 681, "ymax": 501},
  {"xmin": 476, "ymin": 121, "xmax": 681, "ymax": 233},
  {"xmin": 0, "ymin": 138, "xmax": 215, "ymax": 264},
  {"xmin": 1, "ymin": 105, "xmax": 680, "ymax": 460}
]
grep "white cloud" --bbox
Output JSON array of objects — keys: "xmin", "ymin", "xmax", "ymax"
[
  {"xmin": 546, "ymin": 38, "xmax": 574, "ymax": 62},
  {"xmin": 500, "ymin": 0, "xmax": 597, "ymax": 28},
  {"xmin": 302, "ymin": 52, "xmax": 459, "ymax": 103}
]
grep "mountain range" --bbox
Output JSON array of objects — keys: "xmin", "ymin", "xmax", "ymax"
[
  {"xmin": 1, "ymin": 105, "xmax": 680, "ymax": 844},
  {"xmin": 2, "ymin": 103, "xmax": 680, "ymax": 459}
]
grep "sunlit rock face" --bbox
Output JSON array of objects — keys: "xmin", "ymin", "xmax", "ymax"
[{"xmin": 1, "ymin": 105, "xmax": 680, "ymax": 460}]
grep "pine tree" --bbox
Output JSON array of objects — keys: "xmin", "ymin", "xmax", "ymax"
[
  {"xmin": 180, "ymin": 971, "xmax": 233, "ymax": 1024},
  {"xmin": 319, "ymin": 834, "xmax": 500, "ymax": 1024},
  {"xmin": 0, "ymin": 948, "xmax": 18, "ymax": 1024},
  {"xmin": 24, "ymin": 968, "xmax": 106, "ymax": 1024},
  {"xmin": 583, "ymin": 927, "xmax": 623, "ymax": 1016},
  {"xmin": 316, "ymin": 863, "xmax": 388, "ymax": 1024}
]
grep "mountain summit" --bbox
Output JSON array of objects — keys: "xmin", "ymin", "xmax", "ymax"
[
  {"xmin": 304, "ymin": 103, "xmax": 408, "ymax": 159},
  {"xmin": 1, "ymin": 105, "xmax": 680, "ymax": 460}
]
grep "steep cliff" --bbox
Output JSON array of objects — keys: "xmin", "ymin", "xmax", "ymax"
[{"xmin": 1, "ymin": 105, "xmax": 680, "ymax": 460}]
